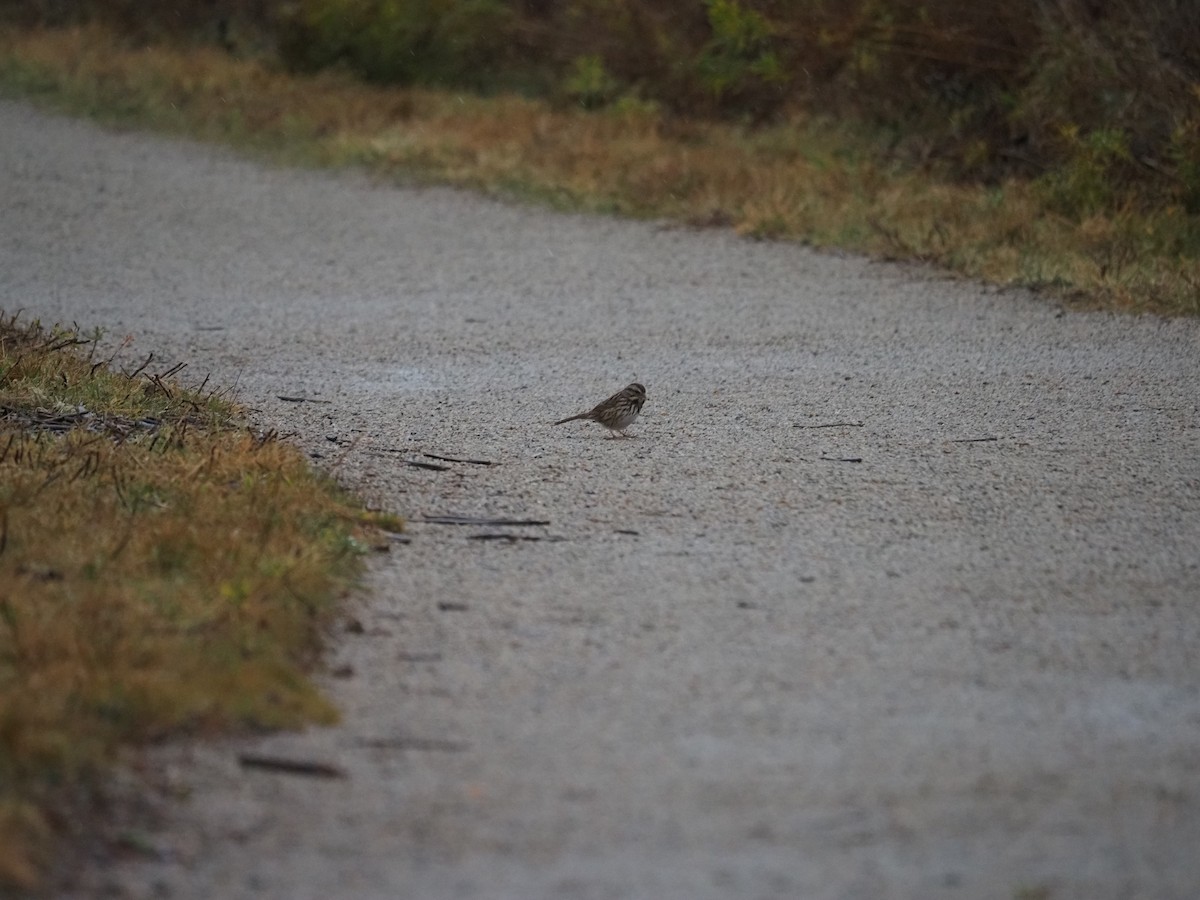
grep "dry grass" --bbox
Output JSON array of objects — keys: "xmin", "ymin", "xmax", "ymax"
[
  {"xmin": 0, "ymin": 312, "xmax": 397, "ymax": 890},
  {"xmin": 0, "ymin": 25, "xmax": 1197, "ymax": 315}
]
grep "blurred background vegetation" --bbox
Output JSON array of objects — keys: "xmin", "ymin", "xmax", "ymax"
[{"xmin": 4, "ymin": 0, "xmax": 1198, "ymax": 222}]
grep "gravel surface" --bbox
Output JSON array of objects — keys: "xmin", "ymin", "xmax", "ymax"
[{"xmin": 3, "ymin": 98, "xmax": 1200, "ymax": 900}]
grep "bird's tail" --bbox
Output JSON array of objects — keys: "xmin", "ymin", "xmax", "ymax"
[{"xmin": 553, "ymin": 413, "xmax": 588, "ymax": 425}]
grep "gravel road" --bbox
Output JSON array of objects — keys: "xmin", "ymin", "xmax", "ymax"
[{"xmin": 3, "ymin": 98, "xmax": 1200, "ymax": 900}]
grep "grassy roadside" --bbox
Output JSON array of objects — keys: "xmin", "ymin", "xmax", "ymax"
[
  {"xmin": 0, "ymin": 313, "xmax": 398, "ymax": 891},
  {"xmin": 1, "ymin": 25, "xmax": 1197, "ymax": 317}
]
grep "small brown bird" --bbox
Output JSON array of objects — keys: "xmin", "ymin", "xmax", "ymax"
[{"xmin": 554, "ymin": 382, "xmax": 646, "ymax": 437}]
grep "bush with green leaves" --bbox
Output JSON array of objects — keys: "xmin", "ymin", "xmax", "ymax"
[{"xmin": 278, "ymin": 0, "xmax": 519, "ymax": 89}]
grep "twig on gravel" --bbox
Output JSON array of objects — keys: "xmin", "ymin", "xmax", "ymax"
[
  {"xmin": 467, "ymin": 533, "xmax": 565, "ymax": 542},
  {"xmin": 423, "ymin": 514, "xmax": 551, "ymax": 526},
  {"xmin": 405, "ymin": 460, "xmax": 451, "ymax": 471},
  {"xmin": 371, "ymin": 448, "xmax": 461, "ymax": 471},
  {"xmin": 277, "ymin": 395, "xmax": 333, "ymax": 404},
  {"xmin": 237, "ymin": 753, "xmax": 346, "ymax": 779},
  {"xmin": 422, "ymin": 452, "xmax": 496, "ymax": 466}
]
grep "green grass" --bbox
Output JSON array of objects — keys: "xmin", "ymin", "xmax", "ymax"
[
  {"xmin": 0, "ymin": 25, "xmax": 1196, "ymax": 316},
  {"xmin": 0, "ymin": 312, "xmax": 399, "ymax": 890}
]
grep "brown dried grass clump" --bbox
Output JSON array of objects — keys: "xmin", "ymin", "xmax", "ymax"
[{"xmin": 0, "ymin": 313, "xmax": 395, "ymax": 890}]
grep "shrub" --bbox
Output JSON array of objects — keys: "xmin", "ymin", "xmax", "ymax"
[
  {"xmin": 694, "ymin": 0, "xmax": 784, "ymax": 111},
  {"xmin": 277, "ymin": 0, "xmax": 520, "ymax": 90}
]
